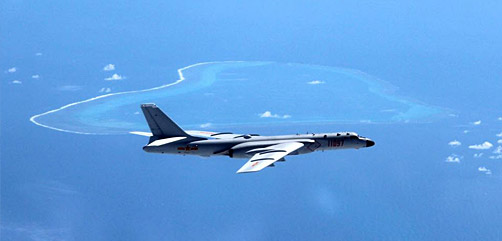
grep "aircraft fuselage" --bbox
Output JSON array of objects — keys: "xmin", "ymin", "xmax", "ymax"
[
  {"xmin": 143, "ymin": 132, "xmax": 374, "ymax": 159},
  {"xmin": 138, "ymin": 103, "xmax": 375, "ymax": 173}
]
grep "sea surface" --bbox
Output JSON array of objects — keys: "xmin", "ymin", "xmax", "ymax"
[{"xmin": 2, "ymin": 0, "xmax": 502, "ymax": 240}]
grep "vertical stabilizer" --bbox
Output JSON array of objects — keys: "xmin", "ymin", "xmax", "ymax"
[{"xmin": 140, "ymin": 104, "xmax": 189, "ymax": 138}]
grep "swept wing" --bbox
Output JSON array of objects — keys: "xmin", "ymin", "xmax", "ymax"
[{"xmin": 236, "ymin": 142, "xmax": 305, "ymax": 174}]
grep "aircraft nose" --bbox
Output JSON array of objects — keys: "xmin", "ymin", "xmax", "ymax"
[{"xmin": 366, "ymin": 140, "xmax": 375, "ymax": 147}]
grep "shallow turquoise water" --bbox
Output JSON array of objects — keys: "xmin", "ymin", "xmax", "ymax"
[{"xmin": 32, "ymin": 61, "xmax": 445, "ymax": 134}]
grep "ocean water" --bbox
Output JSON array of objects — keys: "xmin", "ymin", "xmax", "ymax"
[
  {"xmin": 31, "ymin": 61, "xmax": 445, "ymax": 135},
  {"xmin": 2, "ymin": 0, "xmax": 502, "ymax": 241}
]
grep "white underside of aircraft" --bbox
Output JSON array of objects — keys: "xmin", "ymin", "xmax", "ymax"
[{"xmin": 133, "ymin": 104, "xmax": 375, "ymax": 173}]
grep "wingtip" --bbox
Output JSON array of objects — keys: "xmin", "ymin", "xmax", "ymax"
[
  {"xmin": 141, "ymin": 103, "xmax": 157, "ymax": 108},
  {"xmin": 236, "ymin": 167, "xmax": 251, "ymax": 174},
  {"xmin": 236, "ymin": 168, "xmax": 259, "ymax": 174}
]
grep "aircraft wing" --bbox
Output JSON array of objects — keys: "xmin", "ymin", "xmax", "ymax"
[{"xmin": 236, "ymin": 142, "xmax": 304, "ymax": 174}]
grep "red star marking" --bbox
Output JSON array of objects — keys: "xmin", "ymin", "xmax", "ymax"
[{"xmin": 252, "ymin": 162, "xmax": 259, "ymax": 167}]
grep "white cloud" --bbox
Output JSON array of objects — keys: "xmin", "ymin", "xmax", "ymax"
[
  {"xmin": 469, "ymin": 141, "xmax": 493, "ymax": 150},
  {"xmin": 493, "ymin": 146, "xmax": 502, "ymax": 154},
  {"xmin": 259, "ymin": 111, "xmax": 291, "ymax": 119},
  {"xmin": 103, "ymin": 64, "xmax": 115, "ymax": 71},
  {"xmin": 11, "ymin": 80, "xmax": 22, "ymax": 84},
  {"xmin": 57, "ymin": 85, "xmax": 82, "ymax": 91},
  {"xmin": 445, "ymin": 154, "xmax": 462, "ymax": 163},
  {"xmin": 133, "ymin": 111, "xmax": 140, "ymax": 115},
  {"xmin": 104, "ymin": 73, "xmax": 123, "ymax": 81},
  {"xmin": 474, "ymin": 153, "xmax": 483, "ymax": 158},
  {"xmin": 463, "ymin": 130, "xmax": 470, "ymax": 134},
  {"xmin": 35, "ymin": 52, "xmax": 43, "ymax": 56},
  {"xmin": 478, "ymin": 167, "xmax": 491, "ymax": 174},
  {"xmin": 260, "ymin": 111, "xmax": 274, "ymax": 117},
  {"xmin": 307, "ymin": 80, "xmax": 325, "ymax": 85},
  {"xmin": 448, "ymin": 140, "xmax": 461, "ymax": 147},
  {"xmin": 472, "ymin": 120, "xmax": 482, "ymax": 125},
  {"xmin": 7, "ymin": 67, "xmax": 16, "ymax": 73},
  {"xmin": 498, "ymin": 139, "xmax": 502, "ymax": 144},
  {"xmin": 99, "ymin": 87, "xmax": 111, "ymax": 93},
  {"xmin": 496, "ymin": 132, "xmax": 502, "ymax": 137},
  {"xmin": 200, "ymin": 123, "xmax": 212, "ymax": 128},
  {"xmin": 489, "ymin": 155, "xmax": 502, "ymax": 160},
  {"xmin": 31, "ymin": 74, "xmax": 40, "ymax": 79},
  {"xmin": 498, "ymin": 117, "xmax": 502, "ymax": 121}
]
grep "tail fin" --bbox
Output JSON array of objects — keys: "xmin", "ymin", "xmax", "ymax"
[{"xmin": 140, "ymin": 104, "xmax": 189, "ymax": 138}]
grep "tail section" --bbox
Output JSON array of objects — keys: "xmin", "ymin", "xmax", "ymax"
[{"xmin": 140, "ymin": 104, "xmax": 190, "ymax": 140}]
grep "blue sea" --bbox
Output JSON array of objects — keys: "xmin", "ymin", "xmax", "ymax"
[{"xmin": 2, "ymin": 1, "xmax": 502, "ymax": 240}]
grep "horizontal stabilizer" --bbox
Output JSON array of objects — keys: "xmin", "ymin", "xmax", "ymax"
[
  {"xmin": 147, "ymin": 136, "xmax": 187, "ymax": 146},
  {"xmin": 130, "ymin": 131, "xmax": 153, "ymax": 137}
]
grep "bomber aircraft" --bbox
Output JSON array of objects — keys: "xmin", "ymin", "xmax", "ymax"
[{"xmin": 134, "ymin": 104, "xmax": 375, "ymax": 173}]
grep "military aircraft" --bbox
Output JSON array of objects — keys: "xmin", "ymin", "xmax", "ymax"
[{"xmin": 134, "ymin": 104, "xmax": 375, "ymax": 173}]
